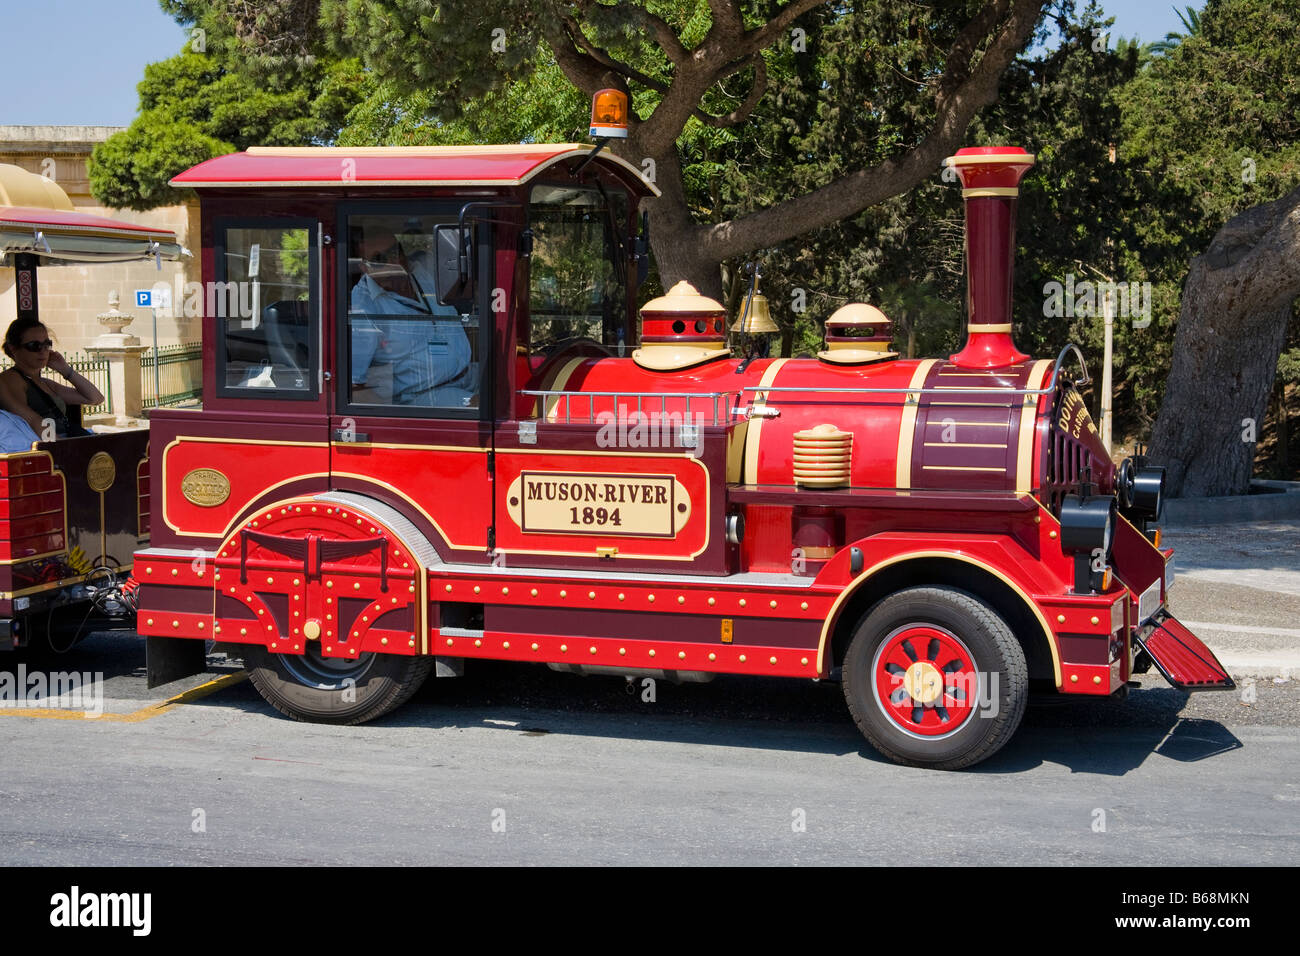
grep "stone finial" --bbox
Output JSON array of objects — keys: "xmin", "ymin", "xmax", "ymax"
[{"xmin": 96, "ymin": 288, "xmax": 139, "ymax": 345}]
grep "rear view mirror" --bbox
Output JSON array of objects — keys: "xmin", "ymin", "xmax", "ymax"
[{"xmin": 433, "ymin": 223, "xmax": 475, "ymax": 309}]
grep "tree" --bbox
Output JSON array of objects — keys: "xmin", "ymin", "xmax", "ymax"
[
  {"xmin": 1119, "ymin": 0, "xmax": 1300, "ymax": 495},
  {"xmin": 102, "ymin": 1, "xmax": 1051, "ymax": 300},
  {"xmin": 89, "ymin": 44, "xmax": 366, "ymax": 210},
  {"xmin": 1148, "ymin": 189, "xmax": 1300, "ymax": 495},
  {"xmin": 1147, "ymin": 5, "xmax": 1202, "ymax": 55}
]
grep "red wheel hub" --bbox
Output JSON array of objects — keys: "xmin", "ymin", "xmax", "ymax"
[{"xmin": 871, "ymin": 625, "xmax": 980, "ymax": 738}]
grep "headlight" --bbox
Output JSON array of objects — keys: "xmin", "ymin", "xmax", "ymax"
[
  {"xmin": 1060, "ymin": 494, "xmax": 1117, "ymax": 555},
  {"xmin": 1118, "ymin": 458, "xmax": 1165, "ymax": 521},
  {"xmin": 1060, "ymin": 493, "xmax": 1117, "ymax": 594}
]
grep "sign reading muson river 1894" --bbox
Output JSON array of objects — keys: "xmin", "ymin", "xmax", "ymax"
[{"xmin": 505, "ymin": 472, "xmax": 691, "ymax": 537}]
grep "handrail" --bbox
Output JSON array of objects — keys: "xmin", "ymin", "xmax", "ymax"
[
  {"xmin": 741, "ymin": 343, "xmax": 1092, "ymax": 400},
  {"xmin": 518, "ymin": 345, "xmax": 1094, "ymax": 416},
  {"xmin": 519, "ymin": 389, "xmax": 738, "ymax": 425}
]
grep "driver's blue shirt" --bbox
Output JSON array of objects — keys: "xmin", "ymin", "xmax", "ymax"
[{"xmin": 350, "ymin": 252, "xmax": 477, "ymax": 406}]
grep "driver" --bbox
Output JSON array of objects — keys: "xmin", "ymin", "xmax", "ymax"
[{"xmin": 350, "ymin": 223, "xmax": 477, "ymax": 406}]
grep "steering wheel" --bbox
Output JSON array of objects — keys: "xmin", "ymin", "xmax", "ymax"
[{"xmin": 541, "ymin": 336, "xmax": 615, "ymax": 359}]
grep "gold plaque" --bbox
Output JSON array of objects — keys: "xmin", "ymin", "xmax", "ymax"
[
  {"xmin": 87, "ymin": 452, "xmax": 116, "ymax": 492},
  {"xmin": 505, "ymin": 472, "xmax": 691, "ymax": 537},
  {"xmin": 181, "ymin": 468, "xmax": 231, "ymax": 507}
]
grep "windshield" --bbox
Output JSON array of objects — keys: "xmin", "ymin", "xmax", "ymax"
[{"xmin": 526, "ymin": 184, "xmax": 629, "ymax": 356}]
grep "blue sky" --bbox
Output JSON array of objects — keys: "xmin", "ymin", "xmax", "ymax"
[{"xmin": 0, "ymin": 0, "xmax": 1196, "ymax": 128}]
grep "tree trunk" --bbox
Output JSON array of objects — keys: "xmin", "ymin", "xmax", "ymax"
[
  {"xmin": 1277, "ymin": 379, "xmax": 1290, "ymax": 479},
  {"xmin": 621, "ymin": 141, "xmax": 722, "ymax": 299},
  {"xmin": 1148, "ymin": 185, "xmax": 1300, "ymax": 496}
]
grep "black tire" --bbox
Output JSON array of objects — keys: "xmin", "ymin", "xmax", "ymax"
[
  {"xmin": 243, "ymin": 644, "xmax": 434, "ymax": 725},
  {"xmin": 842, "ymin": 586, "xmax": 1028, "ymax": 770}
]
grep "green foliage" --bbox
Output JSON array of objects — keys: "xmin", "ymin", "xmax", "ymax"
[
  {"xmin": 667, "ymin": 1, "xmax": 1032, "ymax": 356},
  {"xmin": 96, "ymin": 0, "xmax": 1297, "ymax": 464},
  {"xmin": 1114, "ymin": 0, "xmax": 1300, "ymax": 434},
  {"xmin": 340, "ymin": 53, "xmax": 586, "ymax": 146},
  {"xmin": 1147, "ymin": 5, "xmax": 1202, "ymax": 55},
  {"xmin": 90, "ymin": 22, "xmax": 367, "ymax": 210}
]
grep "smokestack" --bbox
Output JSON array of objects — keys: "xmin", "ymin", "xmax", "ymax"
[{"xmin": 944, "ymin": 146, "xmax": 1035, "ymax": 368}]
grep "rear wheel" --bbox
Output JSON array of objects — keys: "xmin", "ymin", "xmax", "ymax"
[
  {"xmin": 842, "ymin": 586, "xmax": 1028, "ymax": 770},
  {"xmin": 243, "ymin": 644, "xmax": 434, "ymax": 724}
]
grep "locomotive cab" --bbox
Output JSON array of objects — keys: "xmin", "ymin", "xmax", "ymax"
[{"xmin": 138, "ymin": 132, "xmax": 1233, "ymax": 770}]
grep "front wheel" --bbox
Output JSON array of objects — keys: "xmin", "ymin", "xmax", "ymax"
[
  {"xmin": 243, "ymin": 644, "xmax": 434, "ymax": 725},
  {"xmin": 842, "ymin": 586, "xmax": 1028, "ymax": 770}
]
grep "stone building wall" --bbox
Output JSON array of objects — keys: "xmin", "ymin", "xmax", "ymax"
[{"xmin": 0, "ymin": 126, "xmax": 199, "ymax": 353}]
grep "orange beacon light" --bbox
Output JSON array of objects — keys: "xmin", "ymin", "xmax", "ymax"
[{"xmin": 589, "ymin": 88, "xmax": 629, "ymax": 139}]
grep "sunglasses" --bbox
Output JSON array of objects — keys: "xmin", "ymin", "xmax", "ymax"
[{"xmin": 21, "ymin": 340, "xmax": 54, "ymax": 353}]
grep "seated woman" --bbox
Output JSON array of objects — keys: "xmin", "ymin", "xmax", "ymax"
[{"xmin": 0, "ymin": 318, "xmax": 102, "ymax": 440}]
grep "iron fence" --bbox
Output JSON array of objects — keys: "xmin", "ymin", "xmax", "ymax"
[{"xmin": 141, "ymin": 342, "xmax": 202, "ymax": 409}]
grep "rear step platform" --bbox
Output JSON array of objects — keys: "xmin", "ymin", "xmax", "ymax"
[{"xmin": 1133, "ymin": 609, "xmax": 1236, "ymax": 692}]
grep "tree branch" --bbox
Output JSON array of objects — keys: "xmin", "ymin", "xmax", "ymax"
[
  {"xmin": 561, "ymin": 13, "xmax": 668, "ymax": 92},
  {"xmin": 707, "ymin": 0, "xmax": 745, "ymax": 40},
  {"xmin": 635, "ymin": 0, "xmax": 827, "ymax": 156},
  {"xmin": 739, "ymin": 0, "xmax": 828, "ymax": 55},
  {"xmin": 623, "ymin": 5, "xmax": 691, "ymax": 65},
  {"xmin": 690, "ymin": 55, "xmax": 767, "ymax": 128},
  {"xmin": 697, "ymin": 0, "xmax": 1048, "ymax": 261},
  {"xmin": 541, "ymin": 20, "xmax": 621, "ymax": 100}
]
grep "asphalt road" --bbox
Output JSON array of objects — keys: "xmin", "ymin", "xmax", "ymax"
[
  {"xmin": 1, "ymin": 518, "xmax": 1295, "ymax": 867},
  {"xmin": 1, "ymin": 632, "xmax": 1297, "ymax": 866},
  {"xmin": 1161, "ymin": 521, "xmax": 1300, "ymax": 677}
]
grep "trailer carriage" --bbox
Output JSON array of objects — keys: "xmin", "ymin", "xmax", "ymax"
[{"xmin": 0, "ymin": 163, "xmax": 185, "ymax": 649}]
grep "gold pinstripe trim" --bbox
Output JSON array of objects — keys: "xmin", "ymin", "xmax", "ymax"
[
  {"xmin": 814, "ymin": 547, "xmax": 1061, "ymax": 685},
  {"xmin": 961, "ymin": 187, "xmax": 1021, "ymax": 198},
  {"xmin": 542, "ymin": 357, "xmax": 591, "ymax": 422},
  {"xmin": 1016, "ymin": 359, "xmax": 1052, "ymax": 493},
  {"xmin": 945, "ymin": 153, "xmax": 1036, "ymax": 167},
  {"xmin": 894, "ymin": 359, "xmax": 938, "ymax": 489},
  {"xmin": 137, "ymin": 457, "xmax": 149, "ymax": 539},
  {"xmin": 966, "ymin": 323, "xmax": 1014, "ymax": 333},
  {"xmin": 923, "ymin": 442, "xmax": 1006, "ymax": 449},
  {"xmin": 920, "ymin": 465, "xmax": 1005, "ymax": 472},
  {"xmin": 742, "ymin": 359, "xmax": 789, "ymax": 485},
  {"xmin": 162, "ymin": 436, "xmax": 329, "ymax": 538},
  {"xmin": 0, "ymin": 572, "xmax": 91, "ymax": 600}
]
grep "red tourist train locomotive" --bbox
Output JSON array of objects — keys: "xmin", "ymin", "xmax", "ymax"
[{"xmin": 134, "ymin": 106, "xmax": 1233, "ymax": 768}]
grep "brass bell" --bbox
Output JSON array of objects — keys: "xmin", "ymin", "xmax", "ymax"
[{"xmin": 730, "ymin": 288, "xmax": 780, "ymax": 334}]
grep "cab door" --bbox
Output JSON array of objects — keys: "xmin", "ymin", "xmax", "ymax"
[
  {"xmin": 328, "ymin": 203, "xmax": 495, "ymax": 564},
  {"xmin": 152, "ymin": 214, "xmax": 332, "ymax": 552}
]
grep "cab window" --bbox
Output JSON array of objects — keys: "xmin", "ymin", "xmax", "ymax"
[
  {"xmin": 215, "ymin": 220, "xmax": 317, "ymax": 397},
  {"xmin": 342, "ymin": 212, "xmax": 482, "ymax": 412},
  {"xmin": 526, "ymin": 184, "xmax": 628, "ymax": 358}
]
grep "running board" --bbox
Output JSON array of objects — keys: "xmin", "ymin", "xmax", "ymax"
[{"xmin": 1132, "ymin": 609, "xmax": 1235, "ymax": 691}]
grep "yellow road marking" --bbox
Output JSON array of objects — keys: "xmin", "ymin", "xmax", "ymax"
[{"xmin": 0, "ymin": 672, "xmax": 247, "ymax": 722}]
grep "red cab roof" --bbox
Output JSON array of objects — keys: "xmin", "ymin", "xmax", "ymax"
[{"xmin": 170, "ymin": 144, "xmax": 661, "ymax": 195}]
